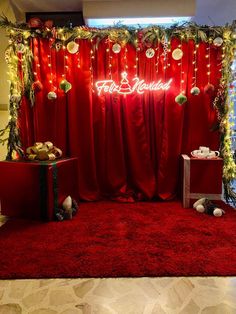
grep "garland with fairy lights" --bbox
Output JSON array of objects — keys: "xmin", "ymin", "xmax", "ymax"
[{"xmin": 0, "ymin": 16, "xmax": 236, "ymax": 203}]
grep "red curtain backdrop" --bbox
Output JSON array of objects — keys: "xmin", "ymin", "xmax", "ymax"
[{"xmin": 19, "ymin": 36, "xmax": 222, "ymax": 201}]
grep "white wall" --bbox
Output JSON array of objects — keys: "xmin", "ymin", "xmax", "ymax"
[
  {"xmin": 0, "ymin": 0, "xmax": 16, "ymax": 160},
  {"xmin": 194, "ymin": 0, "xmax": 236, "ymax": 25},
  {"xmin": 0, "ymin": 111, "xmax": 9, "ymax": 160}
]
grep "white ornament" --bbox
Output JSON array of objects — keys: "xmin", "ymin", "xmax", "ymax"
[
  {"xmin": 112, "ymin": 43, "xmax": 121, "ymax": 54},
  {"xmin": 196, "ymin": 204, "xmax": 205, "ymax": 213},
  {"xmin": 62, "ymin": 196, "xmax": 72, "ymax": 211},
  {"xmin": 190, "ymin": 86, "xmax": 200, "ymax": 95},
  {"xmin": 172, "ymin": 48, "xmax": 183, "ymax": 60},
  {"xmin": 213, "ymin": 208, "xmax": 223, "ymax": 217},
  {"xmin": 213, "ymin": 37, "xmax": 223, "ymax": 47},
  {"xmin": 146, "ymin": 48, "xmax": 155, "ymax": 58},
  {"xmin": 67, "ymin": 41, "xmax": 79, "ymax": 54},
  {"xmin": 47, "ymin": 91, "xmax": 57, "ymax": 100}
]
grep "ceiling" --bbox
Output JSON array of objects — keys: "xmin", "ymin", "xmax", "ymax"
[{"xmin": 8, "ymin": 0, "xmax": 236, "ymax": 26}]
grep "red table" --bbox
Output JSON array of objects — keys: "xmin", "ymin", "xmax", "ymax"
[
  {"xmin": 181, "ymin": 154, "xmax": 223, "ymax": 208},
  {"xmin": 0, "ymin": 158, "xmax": 78, "ymax": 220}
]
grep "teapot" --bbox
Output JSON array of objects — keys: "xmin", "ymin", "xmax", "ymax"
[{"xmin": 191, "ymin": 146, "xmax": 220, "ymax": 158}]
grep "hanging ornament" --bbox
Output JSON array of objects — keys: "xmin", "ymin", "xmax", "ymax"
[
  {"xmin": 204, "ymin": 83, "xmax": 215, "ymax": 94},
  {"xmin": 59, "ymin": 79, "xmax": 72, "ymax": 93},
  {"xmin": 172, "ymin": 48, "xmax": 183, "ymax": 60},
  {"xmin": 44, "ymin": 20, "xmax": 54, "ymax": 29},
  {"xmin": 112, "ymin": 43, "xmax": 121, "ymax": 54},
  {"xmin": 213, "ymin": 37, "xmax": 223, "ymax": 47},
  {"xmin": 28, "ymin": 17, "xmax": 43, "ymax": 28},
  {"xmin": 146, "ymin": 48, "xmax": 155, "ymax": 58},
  {"xmin": 231, "ymin": 32, "xmax": 236, "ymax": 39},
  {"xmin": 67, "ymin": 41, "xmax": 79, "ymax": 54},
  {"xmin": 47, "ymin": 91, "xmax": 57, "ymax": 100},
  {"xmin": 175, "ymin": 93, "xmax": 187, "ymax": 105},
  {"xmin": 16, "ymin": 43, "xmax": 25, "ymax": 53},
  {"xmin": 190, "ymin": 86, "xmax": 200, "ymax": 95},
  {"xmin": 32, "ymin": 80, "xmax": 43, "ymax": 92}
]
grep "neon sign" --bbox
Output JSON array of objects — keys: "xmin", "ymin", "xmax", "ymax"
[{"xmin": 95, "ymin": 72, "xmax": 172, "ymax": 96}]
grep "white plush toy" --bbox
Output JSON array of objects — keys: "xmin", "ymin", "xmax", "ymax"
[
  {"xmin": 55, "ymin": 195, "xmax": 79, "ymax": 221},
  {"xmin": 62, "ymin": 196, "xmax": 73, "ymax": 219},
  {"xmin": 193, "ymin": 198, "xmax": 225, "ymax": 217}
]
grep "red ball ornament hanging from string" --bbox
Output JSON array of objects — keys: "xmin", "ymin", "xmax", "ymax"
[
  {"xmin": 32, "ymin": 80, "xmax": 43, "ymax": 92},
  {"xmin": 28, "ymin": 17, "xmax": 43, "ymax": 28}
]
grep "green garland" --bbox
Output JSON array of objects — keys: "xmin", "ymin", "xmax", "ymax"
[{"xmin": 0, "ymin": 16, "xmax": 236, "ymax": 203}]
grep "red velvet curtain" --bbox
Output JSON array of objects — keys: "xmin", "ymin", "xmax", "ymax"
[{"xmin": 19, "ymin": 36, "xmax": 222, "ymax": 201}]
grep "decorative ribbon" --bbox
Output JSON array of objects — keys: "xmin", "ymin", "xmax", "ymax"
[
  {"xmin": 39, "ymin": 161, "xmax": 59, "ymax": 220},
  {"xmin": 26, "ymin": 141, "xmax": 62, "ymax": 161},
  {"xmin": 52, "ymin": 162, "xmax": 59, "ymax": 219}
]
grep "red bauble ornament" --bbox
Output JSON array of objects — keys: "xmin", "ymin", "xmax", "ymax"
[
  {"xmin": 204, "ymin": 83, "xmax": 215, "ymax": 94},
  {"xmin": 28, "ymin": 17, "xmax": 43, "ymax": 28},
  {"xmin": 44, "ymin": 20, "xmax": 54, "ymax": 29},
  {"xmin": 32, "ymin": 80, "xmax": 43, "ymax": 92}
]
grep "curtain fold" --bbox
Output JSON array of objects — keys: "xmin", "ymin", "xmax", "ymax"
[{"xmin": 19, "ymin": 37, "xmax": 221, "ymax": 201}]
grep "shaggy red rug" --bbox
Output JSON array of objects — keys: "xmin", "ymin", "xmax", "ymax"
[{"xmin": 0, "ymin": 200, "xmax": 236, "ymax": 279}]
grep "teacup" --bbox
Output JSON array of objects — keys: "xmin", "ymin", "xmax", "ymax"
[
  {"xmin": 199, "ymin": 146, "xmax": 210, "ymax": 153},
  {"xmin": 206, "ymin": 150, "xmax": 220, "ymax": 158},
  {"xmin": 191, "ymin": 149, "xmax": 220, "ymax": 158},
  {"xmin": 191, "ymin": 150, "xmax": 208, "ymax": 158}
]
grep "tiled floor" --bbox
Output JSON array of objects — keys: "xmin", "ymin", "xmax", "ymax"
[
  {"xmin": 1, "ymin": 216, "xmax": 236, "ymax": 314},
  {"xmin": 0, "ymin": 277, "xmax": 236, "ymax": 313}
]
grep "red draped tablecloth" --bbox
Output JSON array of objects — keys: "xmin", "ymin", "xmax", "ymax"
[
  {"xmin": 181, "ymin": 154, "xmax": 223, "ymax": 208},
  {"xmin": 0, "ymin": 158, "xmax": 78, "ymax": 220}
]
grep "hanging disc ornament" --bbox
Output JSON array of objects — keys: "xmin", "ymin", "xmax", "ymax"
[
  {"xmin": 175, "ymin": 93, "xmax": 187, "ymax": 105},
  {"xmin": 47, "ymin": 91, "xmax": 57, "ymax": 100},
  {"xmin": 67, "ymin": 41, "xmax": 79, "ymax": 54},
  {"xmin": 172, "ymin": 48, "xmax": 183, "ymax": 60},
  {"xmin": 190, "ymin": 86, "xmax": 200, "ymax": 95},
  {"xmin": 204, "ymin": 83, "xmax": 215, "ymax": 94},
  {"xmin": 213, "ymin": 37, "xmax": 223, "ymax": 47},
  {"xmin": 145, "ymin": 48, "xmax": 155, "ymax": 58},
  {"xmin": 59, "ymin": 79, "xmax": 72, "ymax": 93},
  {"xmin": 112, "ymin": 43, "xmax": 121, "ymax": 54}
]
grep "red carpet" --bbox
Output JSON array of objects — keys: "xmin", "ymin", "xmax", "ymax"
[{"xmin": 0, "ymin": 200, "xmax": 236, "ymax": 279}]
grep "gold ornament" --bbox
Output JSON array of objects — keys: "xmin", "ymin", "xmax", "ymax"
[
  {"xmin": 59, "ymin": 79, "xmax": 72, "ymax": 93},
  {"xmin": 67, "ymin": 41, "xmax": 79, "ymax": 54},
  {"xmin": 175, "ymin": 93, "xmax": 187, "ymax": 105}
]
